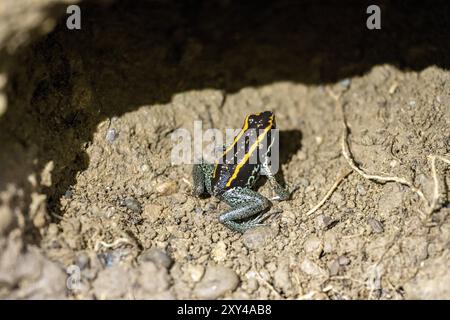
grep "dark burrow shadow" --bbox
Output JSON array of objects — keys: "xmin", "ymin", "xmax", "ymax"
[{"xmin": 0, "ymin": 0, "xmax": 449, "ymax": 241}]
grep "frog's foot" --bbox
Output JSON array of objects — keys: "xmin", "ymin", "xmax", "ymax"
[
  {"xmin": 219, "ymin": 187, "xmax": 270, "ymax": 233},
  {"xmin": 270, "ymin": 185, "xmax": 291, "ymax": 201}
]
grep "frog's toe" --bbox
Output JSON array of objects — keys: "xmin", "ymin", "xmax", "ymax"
[{"xmin": 274, "ymin": 187, "xmax": 290, "ymax": 201}]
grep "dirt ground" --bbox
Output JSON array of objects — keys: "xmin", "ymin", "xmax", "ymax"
[{"xmin": 0, "ymin": 0, "xmax": 449, "ymax": 299}]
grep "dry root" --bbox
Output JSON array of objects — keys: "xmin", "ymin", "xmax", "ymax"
[
  {"xmin": 305, "ymin": 169, "xmax": 352, "ymax": 216},
  {"xmin": 326, "ymin": 87, "xmax": 450, "ymax": 217}
]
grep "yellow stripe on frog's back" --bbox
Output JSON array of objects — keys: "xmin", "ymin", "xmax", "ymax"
[
  {"xmin": 213, "ymin": 115, "xmax": 250, "ymax": 178},
  {"xmin": 225, "ymin": 115, "xmax": 273, "ymax": 187}
]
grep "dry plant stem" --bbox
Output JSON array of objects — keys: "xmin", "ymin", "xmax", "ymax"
[
  {"xmin": 428, "ymin": 154, "xmax": 450, "ymax": 214},
  {"xmin": 327, "ymin": 87, "xmax": 431, "ymax": 213},
  {"xmin": 306, "ymin": 169, "xmax": 352, "ymax": 216},
  {"xmin": 94, "ymin": 237, "xmax": 131, "ymax": 251},
  {"xmin": 256, "ymin": 271, "xmax": 282, "ymax": 299}
]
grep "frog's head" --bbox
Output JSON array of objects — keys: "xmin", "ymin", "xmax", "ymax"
[{"xmin": 246, "ymin": 111, "xmax": 275, "ymax": 130}]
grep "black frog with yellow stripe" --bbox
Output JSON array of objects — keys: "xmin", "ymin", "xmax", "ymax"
[{"xmin": 193, "ymin": 111, "xmax": 290, "ymax": 233}]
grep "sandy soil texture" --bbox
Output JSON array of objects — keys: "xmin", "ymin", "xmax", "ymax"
[{"xmin": 0, "ymin": 0, "xmax": 449, "ymax": 299}]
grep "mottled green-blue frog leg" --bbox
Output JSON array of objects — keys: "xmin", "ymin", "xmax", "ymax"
[
  {"xmin": 261, "ymin": 162, "xmax": 290, "ymax": 201},
  {"xmin": 219, "ymin": 187, "xmax": 270, "ymax": 233},
  {"xmin": 192, "ymin": 162, "xmax": 214, "ymax": 196}
]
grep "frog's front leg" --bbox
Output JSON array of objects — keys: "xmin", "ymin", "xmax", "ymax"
[
  {"xmin": 192, "ymin": 162, "xmax": 214, "ymax": 196},
  {"xmin": 261, "ymin": 162, "xmax": 290, "ymax": 201},
  {"xmin": 219, "ymin": 187, "xmax": 270, "ymax": 233}
]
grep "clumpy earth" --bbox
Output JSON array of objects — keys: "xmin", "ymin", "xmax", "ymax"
[{"xmin": 0, "ymin": 0, "xmax": 449, "ymax": 299}]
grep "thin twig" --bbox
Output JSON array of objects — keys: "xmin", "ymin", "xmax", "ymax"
[
  {"xmin": 327, "ymin": 87, "xmax": 431, "ymax": 213},
  {"xmin": 255, "ymin": 271, "xmax": 282, "ymax": 299},
  {"xmin": 306, "ymin": 169, "xmax": 352, "ymax": 216},
  {"xmin": 428, "ymin": 154, "xmax": 450, "ymax": 214},
  {"xmin": 94, "ymin": 238, "xmax": 131, "ymax": 251}
]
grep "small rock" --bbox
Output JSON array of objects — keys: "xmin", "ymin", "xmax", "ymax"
[
  {"xmin": 194, "ymin": 265, "xmax": 239, "ymax": 299},
  {"xmin": 121, "ymin": 197, "xmax": 142, "ymax": 213},
  {"xmin": 98, "ymin": 249, "xmax": 130, "ymax": 267},
  {"xmin": 303, "ymin": 235, "xmax": 323, "ymax": 258},
  {"xmin": 75, "ymin": 253, "xmax": 90, "ymax": 270},
  {"xmin": 242, "ymin": 226, "xmax": 275, "ymax": 250},
  {"xmin": 273, "ymin": 262, "xmax": 293, "ymax": 294},
  {"xmin": 186, "ymin": 264, "xmax": 205, "ymax": 282},
  {"xmin": 93, "ymin": 265, "xmax": 131, "ymax": 299},
  {"xmin": 356, "ymin": 184, "xmax": 367, "ymax": 195},
  {"xmin": 300, "ymin": 258, "xmax": 327, "ymax": 277},
  {"xmin": 339, "ymin": 78, "xmax": 351, "ymax": 88},
  {"xmin": 135, "ymin": 262, "xmax": 172, "ymax": 299},
  {"xmin": 338, "ymin": 255, "xmax": 350, "ymax": 266},
  {"xmin": 298, "ymin": 178, "xmax": 310, "ymax": 187},
  {"xmin": 143, "ymin": 203, "xmax": 164, "ymax": 223},
  {"xmin": 64, "ymin": 189, "xmax": 74, "ymax": 199},
  {"xmin": 105, "ymin": 128, "xmax": 118, "ymax": 143},
  {"xmin": 211, "ymin": 241, "xmax": 227, "ymax": 262},
  {"xmin": 156, "ymin": 180, "xmax": 178, "ymax": 196},
  {"xmin": 368, "ymin": 218, "xmax": 384, "ymax": 233},
  {"xmin": 138, "ymin": 248, "xmax": 173, "ymax": 269},
  {"xmin": 316, "ymin": 214, "xmax": 337, "ymax": 230},
  {"xmin": 0, "ymin": 206, "xmax": 16, "ymax": 236},
  {"xmin": 328, "ymin": 260, "xmax": 340, "ymax": 276},
  {"xmin": 323, "ymin": 231, "xmax": 338, "ymax": 253},
  {"xmin": 246, "ymin": 278, "xmax": 259, "ymax": 293}
]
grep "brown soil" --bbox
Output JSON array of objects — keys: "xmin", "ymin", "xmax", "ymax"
[{"xmin": 0, "ymin": 0, "xmax": 449, "ymax": 299}]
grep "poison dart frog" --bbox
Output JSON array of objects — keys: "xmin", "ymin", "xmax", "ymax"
[{"xmin": 192, "ymin": 111, "xmax": 290, "ymax": 233}]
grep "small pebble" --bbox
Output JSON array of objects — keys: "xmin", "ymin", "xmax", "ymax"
[
  {"xmin": 323, "ymin": 231, "xmax": 338, "ymax": 253},
  {"xmin": 211, "ymin": 241, "xmax": 228, "ymax": 262},
  {"xmin": 105, "ymin": 128, "xmax": 118, "ymax": 143},
  {"xmin": 300, "ymin": 258, "xmax": 326, "ymax": 277},
  {"xmin": 121, "ymin": 197, "xmax": 142, "ymax": 213},
  {"xmin": 64, "ymin": 189, "xmax": 74, "ymax": 199},
  {"xmin": 156, "ymin": 180, "xmax": 178, "ymax": 196},
  {"xmin": 303, "ymin": 235, "xmax": 323, "ymax": 258},
  {"xmin": 316, "ymin": 214, "xmax": 337, "ymax": 230},
  {"xmin": 75, "ymin": 253, "xmax": 90, "ymax": 270},
  {"xmin": 339, "ymin": 78, "xmax": 351, "ymax": 88},
  {"xmin": 143, "ymin": 203, "xmax": 163, "ymax": 223},
  {"xmin": 273, "ymin": 263, "xmax": 293, "ymax": 294},
  {"xmin": 356, "ymin": 184, "xmax": 367, "ymax": 195},
  {"xmin": 242, "ymin": 226, "xmax": 275, "ymax": 250},
  {"xmin": 193, "ymin": 265, "xmax": 239, "ymax": 299},
  {"xmin": 138, "ymin": 248, "xmax": 173, "ymax": 269},
  {"xmin": 338, "ymin": 255, "xmax": 350, "ymax": 266},
  {"xmin": 298, "ymin": 178, "xmax": 310, "ymax": 187},
  {"xmin": 246, "ymin": 278, "xmax": 259, "ymax": 293},
  {"xmin": 195, "ymin": 207, "xmax": 204, "ymax": 215},
  {"xmin": 93, "ymin": 266, "xmax": 131, "ymax": 299},
  {"xmin": 98, "ymin": 249, "xmax": 129, "ymax": 267},
  {"xmin": 368, "ymin": 218, "xmax": 384, "ymax": 233},
  {"xmin": 328, "ymin": 260, "xmax": 340, "ymax": 276},
  {"xmin": 186, "ymin": 264, "xmax": 205, "ymax": 282}
]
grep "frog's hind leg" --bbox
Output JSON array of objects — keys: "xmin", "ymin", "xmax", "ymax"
[{"xmin": 219, "ymin": 187, "xmax": 270, "ymax": 233}]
